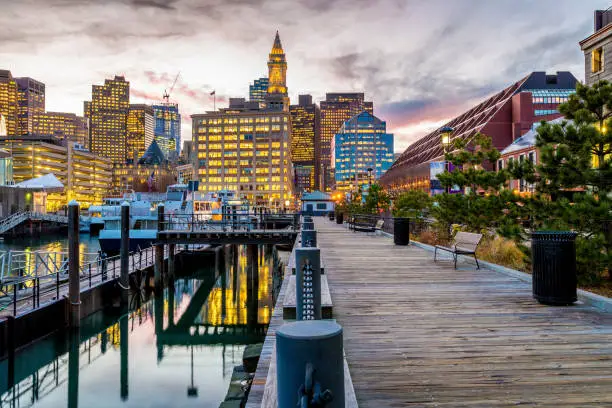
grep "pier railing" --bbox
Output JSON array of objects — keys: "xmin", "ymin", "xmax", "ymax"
[
  {"xmin": 160, "ymin": 213, "xmax": 301, "ymax": 232},
  {"xmin": 0, "ymin": 246, "xmax": 156, "ymax": 317}
]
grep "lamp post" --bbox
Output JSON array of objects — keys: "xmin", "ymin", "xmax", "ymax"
[{"xmin": 440, "ymin": 126, "xmax": 453, "ymax": 194}]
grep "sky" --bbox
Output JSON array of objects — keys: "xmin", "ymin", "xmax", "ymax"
[{"xmin": 0, "ymin": 0, "xmax": 608, "ymax": 153}]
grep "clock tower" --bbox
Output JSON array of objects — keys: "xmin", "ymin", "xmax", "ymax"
[{"xmin": 266, "ymin": 31, "xmax": 289, "ymax": 111}]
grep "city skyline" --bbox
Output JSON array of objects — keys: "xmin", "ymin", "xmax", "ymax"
[{"xmin": 1, "ymin": 0, "xmax": 608, "ymax": 152}]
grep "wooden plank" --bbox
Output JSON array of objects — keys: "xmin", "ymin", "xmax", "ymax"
[{"xmin": 314, "ymin": 218, "xmax": 612, "ymax": 408}]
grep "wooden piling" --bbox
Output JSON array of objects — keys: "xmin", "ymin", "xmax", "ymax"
[{"xmin": 68, "ymin": 200, "xmax": 80, "ymax": 327}]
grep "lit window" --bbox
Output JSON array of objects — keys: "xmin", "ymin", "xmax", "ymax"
[{"xmin": 592, "ymin": 47, "xmax": 603, "ymax": 73}]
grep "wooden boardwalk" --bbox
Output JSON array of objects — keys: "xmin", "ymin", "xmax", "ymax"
[{"xmin": 315, "ymin": 219, "xmax": 612, "ymax": 407}]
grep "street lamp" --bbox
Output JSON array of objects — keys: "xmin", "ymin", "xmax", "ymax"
[{"xmin": 440, "ymin": 126, "xmax": 454, "ymax": 194}]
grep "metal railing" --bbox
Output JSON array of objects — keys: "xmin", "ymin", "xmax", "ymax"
[
  {"xmin": 0, "ymin": 246, "xmax": 156, "ymax": 317},
  {"xmin": 161, "ymin": 213, "xmax": 301, "ymax": 232},
  {"xmin": 0, "ymin": 211, "xmax": 70, "ymax": 235},
  {"xmin": 345, "ymin": 213, "xmax": 434, "ymax": 236}
]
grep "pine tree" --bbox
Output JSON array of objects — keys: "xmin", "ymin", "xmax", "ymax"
[{"xmin": 524, "ymin": 81, "xmax": 612, "ymax": 284}]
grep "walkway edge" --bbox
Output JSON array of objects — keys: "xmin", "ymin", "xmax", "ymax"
[{"xmin": 378, "ymin": 230, "xmax": 612, "ymax": 313}]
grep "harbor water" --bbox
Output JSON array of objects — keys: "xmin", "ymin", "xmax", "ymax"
[{"xmin": 0, "ymin": 237, "xmax": 283, "ymax": 408}]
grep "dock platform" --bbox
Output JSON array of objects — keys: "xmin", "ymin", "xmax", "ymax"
[{"xmin": 315, "ymin": 218, "xmax": 612, "ymax": 407}]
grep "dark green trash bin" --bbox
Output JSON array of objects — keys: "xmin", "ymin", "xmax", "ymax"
[
  {"xmin": 531, "ymin": 231, "xmax": 577, "ymax": 305},
  {"xmin": 393, "ymin": 218, "xmax": 410, "ymax": 245},
  {"xmin": 336, "ymin": 212, "xmax": 344, "ymax": 225}
]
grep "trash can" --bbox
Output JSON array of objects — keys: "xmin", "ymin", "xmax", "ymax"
[
  {"xmin": 393, "ymin": 218, "xmax": 410, "ymax": 245},
  {"xmin": 328, "ymin": 211, "xmax": 335, "ymax": 221},
  {"xmin": 531, "ymin": 231, "xmax": 577, "ymax": 305},
  {"xmin": 335, "ymin": 212, "xmax": 344, "ymax": 225}
]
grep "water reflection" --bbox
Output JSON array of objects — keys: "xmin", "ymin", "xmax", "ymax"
[{"xmin": 0, "ymin": 244, "xmax": 282, "ymax": 408}]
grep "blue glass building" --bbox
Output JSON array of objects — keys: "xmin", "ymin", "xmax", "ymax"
[
  {"xmin": 249, "ymin": 77, "xmax": 269, "ymax": 102},
  {"xmin": 332, "ymin": 111, "xmax": 394, "ymax": 189},
  {"xmin": 152, "ymin": 103, "xmax": 181, "ymax": 160}
]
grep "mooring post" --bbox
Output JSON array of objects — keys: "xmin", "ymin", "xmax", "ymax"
[
  {"xmin": 120, "ymin": 201, "xmax": 130, "ymax": 305},
  {"xmin": 276, "ymin": 320, "xmax": 344, "ymax": 408},
  {"xmin": 295, "ymin": 247, "xmax": 321, "ymax": 320},
  {"xmin": 68, "ymin": 200, "xmax": 81, "ymax": 327},
  {"xmin": 120, "ymin": 314, "xmax": 129, "ymax": 400},
  {"xmin": 68, "ymin": 327, "xmax": 80, "ymax": 408},
  {"xmin": 168, "ymin": 243, "xmax": 176, "ymax": 282},
  {"xmin": 7, "ymin": 316, "xmax": 15, "ymax": 389},
  {"xmin": 154, "ymin": 204, "xmax": 165, "ymax": 289},
  {"xmin": 302, "ymin": 218, "xmax": 314, "ymax": 230},
  {"xmin": 301, "ymin": 229, "xmax": 317, "ymax": 248}
]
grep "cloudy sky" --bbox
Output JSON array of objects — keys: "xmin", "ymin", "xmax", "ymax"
[{"xmin": 1, "ymin": 0, "xmax": 607, "ymax": 152}]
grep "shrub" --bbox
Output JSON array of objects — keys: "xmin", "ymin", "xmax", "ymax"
[{"xmin": 477, "ymin": 236, "xmax": 528, "ymax": 272}]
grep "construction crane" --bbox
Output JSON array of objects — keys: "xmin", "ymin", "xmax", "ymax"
[{"xmin": 162, "ymin": 72, "xmax": 181, "ymax": 104}]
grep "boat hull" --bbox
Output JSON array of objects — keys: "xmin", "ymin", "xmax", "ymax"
[{"xmin": 98, "ymin": 230, "xmax": 157, "ymax": 256}]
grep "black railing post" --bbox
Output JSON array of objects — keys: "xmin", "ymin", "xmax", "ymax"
[
  {"xmin": 68, "ymin": 200, "xmax": 81, "ymax": 327},
  {"xmin": 120, "ymin": 202, "xmax": 130, "ymax": 305},
  {"xmin": 155, "ymin": 204, "xmax": 165, "ymax": 289}
]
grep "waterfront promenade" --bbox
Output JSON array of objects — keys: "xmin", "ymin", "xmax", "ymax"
[{"xmin": 315, "ymin": 218, "xmax": 612, "ymax": 407}]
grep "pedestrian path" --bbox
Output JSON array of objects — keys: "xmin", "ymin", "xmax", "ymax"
[{"xmin": 315, "ymin": 218, "xmax": 612, "ymax": 407}]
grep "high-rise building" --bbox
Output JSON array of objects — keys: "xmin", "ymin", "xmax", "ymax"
[
  {"xmin": 332, "ymin": 111, "xmax": 394, "ymax": 191},
  {"xmin": 152, "ymin": 103, "xmax": 181, "ymax": 160},
  {"xmin": 192, "ymin": 98, "xmax": 293, "ymax": 209},
  {"xmin": 85, "ymin": 75, "xmax": 130, "ymax": 164},
  {"xmin": 249, "ymin": 77, "xmax": 269, "ymax": 103},
  {"xmin": 181, "ymin": 140, "xmax": 194, "ymax": 163},
  {"xmin": 265, "ymin": 31, "xmax": 289, "ymax": 112},
  {"xmin": 127, "ymin": 104, "xmax": 155, "ymax": 163},
  {"xmin": 581, "ymin": 9, "xmax": 612, "ymax": 85},
  {"xmin": 381, "ymin": 71, "xmax": 578, "ymax": 194},
  {"xmin": 0, "ymin": 70, "xmax": 18, "ymax": 138},
  {"xmin": 31, "ymin": 111, "xmax": 88, "ymax": 145},
  {"xmin": 319, "ymin": 93, "xmax": 373, "ymax": 191},
  {"xmin": 289, "ymin": 94, "xmax": 320, "ymax": 193},
  {"xmin": 15, "ymin": 77, "xmax": 45, "ymax": 136}
]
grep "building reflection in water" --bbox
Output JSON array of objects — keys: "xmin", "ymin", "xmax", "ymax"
[{"xmin": 0, "ymin": 244, "xmax": 282, "ymax": 408}]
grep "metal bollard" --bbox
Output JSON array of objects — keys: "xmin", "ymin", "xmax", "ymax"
[
  {"xmin": 296, "ymin": 247, "xmax": 321, "ymax": 320},
  {"xmin": 301, "ymin": 229, "xmax": 317, "ymax": 248},
  {"xmin": 276, "ymin": 320, "xmax": 344, "ymax": 408}
]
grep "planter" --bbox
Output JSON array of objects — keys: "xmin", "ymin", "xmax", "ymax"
[
  {"xmin": 393, "ymin": 218, "xmax": 410, "ymax": 245},
  {"xmin": 531, "ymin": 231, "xmax": 577, "ymax": 305},
  {"xmin": 335, "ymin": 212, "xmax": 344, "ymax": 225}
]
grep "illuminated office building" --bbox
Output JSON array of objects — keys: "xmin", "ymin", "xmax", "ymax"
[
  {"xmin": 0, "ymin": 70, "xmax": 18, "ymax": 138},
  {"xmin": 127, "ymin": 104, "xmax": 155, "ymax": 163},
  {"xmin": 192, "ymin": 99, "xmax": 293, "ymax": 209},
  {"xmin": 320, "ymin": 93, "xmax": 373, "ymax": 191},
  {"xmin": 31, "ymin": 112, "xmax": 88, "ymax": 145},
  {"xmin": 332, "ymin": 111, "xmax": 394, "ymax": 191},
  {"xmin": 85, "ymin": 75, "xmax": 130, "ymax": 164},
  {"xmin": 15, "ymin": 77, "xmax": 45, "ymax": 136},
  {"xmin": 249, "ymin": 77, "xmax": 269, "ymax": 103},
  {"xmin": 289, "ymin": 94, "xmax": 319, "ymax": 193},
  {"xmin": 0, "ymin": 140, "xmax": 112, "ymax": 209},
  {"xmin": 152, "ymin": 103, "xmax": 181, "ymax": 160},
  {"xmin": 192, "ymin": 32, "xmax": 294, "ymax": 209}
]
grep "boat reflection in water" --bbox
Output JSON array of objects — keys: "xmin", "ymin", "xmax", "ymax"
[{"xmin": 0, "ymin": 244, "xmax": 283, "ymax": 408}]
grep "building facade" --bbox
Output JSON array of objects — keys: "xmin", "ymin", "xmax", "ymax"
[
  {"xmin": 332, "ymin": 111, "xmax": 394, "ymax": 191},
  {"xmin": 31, "ymin": 111, "xmax": 89, "ymax": 146},
  {"xmin": 85, "ymin": 75, "xmax": 130, "ymax": 164},
  {"xmin": 381, "ymin": 71, "xmax": 578, "ymax": 195},
  {"xmin": 249, "ymin": 77, "xmax": 269, "ymax": 103},
  {"xmin": 0, "ymin": 70, "xmax": 18, "ymax": 138},
  {"xmin": 127, "ymin": 104, "xmax": 155, "ymax": 163},
  {"xmin": 0, "ymin": 140, "xmax": 112, "ymax": 209},
  {"xmin": 152, "ymin": 103, "xmax": 181, "ymax": 160},
  {"xmin": 319, "ymin": 93, "xmax": 373, "ymax": 191},
  {"xmin": 289, "ymin": 94, "xmax": 320, "ymax": 193},
  {"xmin": 15, "ymin": 77, "xmax": 45, "ymax": 136},
  {"xmin": 265, "ymin": 31, "xmax": 290, "ymax": 112},
  {"xmin": 580, "ymin": 8, "xmax": 612, "ymax": 86}
]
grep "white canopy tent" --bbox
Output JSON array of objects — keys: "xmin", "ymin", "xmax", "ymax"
[{"xmin": 15, "ymin": 173, "xmax": 64, "ymax": 193}]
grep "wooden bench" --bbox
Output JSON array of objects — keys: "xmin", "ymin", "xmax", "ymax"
[
  {"xmin": 434, "ymin": 231, "xmax": 482, "ymax": 269},
  {"xmin": 353, "ymin": 219, "xmax": 384, "ymax": 234}
]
